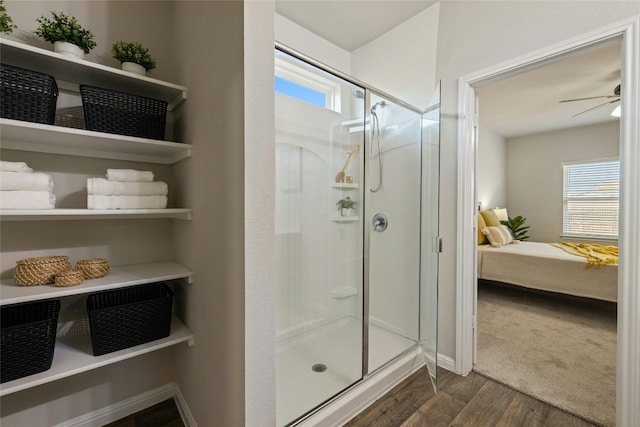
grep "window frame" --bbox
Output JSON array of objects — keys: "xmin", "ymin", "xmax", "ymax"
[
  {"xmin": 274, "ymin": 57, "xmax": 342, "ymax": 113},
  {"xmin": 561, "ymin": 158, "xmax": 620, "ymax": 240}
]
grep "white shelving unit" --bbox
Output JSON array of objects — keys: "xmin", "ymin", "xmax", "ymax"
[
  {"xmin": 0, "ymin": 118, "xmax": 191, "ymax": 164},
  {"xmin": 0, "ymin": 39, "xmax": 194, "ymax": 395},
  {"xmin": 0, "ymin": 261, "xmax": 192, "ymax": 306},
  {"xmin": 0, "ymin": 208, "xmax": 192, "ymax": 221},
  {"xmin": 0, "ymin": 38, "xmax": 186, "ymax": 110},
  {"xmin": 0, "ymin": 315, "xmax": 192, "ymax": 397}
]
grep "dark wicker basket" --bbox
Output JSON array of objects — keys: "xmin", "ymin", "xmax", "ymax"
[
  {"xmin": 80, "ymin": 85, "xmax": 167, "ymax": 140},
  {"xmin": 86, "ymin": 282, "xmax": 173, "ymax": 356},
  {"xmin": 0, "ymin": 63, "xmax": 58, "ymax": 125},
  {"xmin": 1, "ymin": 299, "xmax": 60, "ymax": 383}
]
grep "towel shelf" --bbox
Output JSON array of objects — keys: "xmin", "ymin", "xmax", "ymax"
[{"xmin": 0, "ymin": 38, "xmax": 193, "ymax": 398}]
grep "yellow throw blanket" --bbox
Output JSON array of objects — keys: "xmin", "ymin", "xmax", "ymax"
[{"xmin": 551, "ymin": 242, "xmax": 618, "ymax": 269}]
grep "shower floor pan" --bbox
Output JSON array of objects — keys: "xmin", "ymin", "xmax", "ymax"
[{"xmin": 276, "ymin": 316, "xmax": 415, "ymax": 426}]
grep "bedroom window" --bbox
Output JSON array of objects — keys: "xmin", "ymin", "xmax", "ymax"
[{"xmin": 562, "ymin": 159, "xmax": 619, "ymax": 239}]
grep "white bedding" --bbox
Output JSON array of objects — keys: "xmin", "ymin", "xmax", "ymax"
[{"xmin": 477, "ymin": 241, "xmax": 617, "ymax": 302}]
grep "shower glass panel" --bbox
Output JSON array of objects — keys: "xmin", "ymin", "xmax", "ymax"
[
  {"xmin": 420, "ymin": 83, "xmax": 441, "ymax": 388},
  {"xmin": 274, "ymin": 50, "xmax": 366, "ymax": 426},
  {"xmin": 367, "ymin": 93, "xmax": 423, "ymax": 373}
]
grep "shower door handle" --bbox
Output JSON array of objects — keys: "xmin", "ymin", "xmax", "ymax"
[{"xmin": 372, "ymin": 213, "xmax": 388, "ymax": 232}]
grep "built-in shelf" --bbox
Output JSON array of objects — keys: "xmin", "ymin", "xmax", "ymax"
[
  {"xmin": 331, "ymin": 183, "xmax": 359, "ymax": 189},
  {"xmin": 332, "ymin": 216, "xmax": 359, "ymax": 223},
  {"xmin": 0, "ymin": 38, "xmax": 186, "ymax": 110},
  {"xmin": 0, "ymin": 261, "xmax": 192, "ymax": 306},
  {"xmin": 0, "ymin": 208, "xmax": 192, "ymax": 221},
  {"xmin": 0, "ymin": 119, "xmax": 191, "ymax": 164},
  {"xmin": 0, "ymin": 315, "xmax": 193, "ymax": 397}
]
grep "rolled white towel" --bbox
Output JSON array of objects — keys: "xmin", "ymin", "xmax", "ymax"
[
  {"xmin": 1, "ymin": 191, "xmax": 56, "ymax": 209},
  {"xmin": 87, "ymin": 178, "xmax": 167, "ymax": 196},
  {"xmin": 1, "ymin": 172, "xmax": 54, "ymax": 192},
  {"xmin": 1, "ymin": 161, "xmax": 33, "ymax": 173},
  {"xmin": 106, "ymin": 169, "xmax": 154, "ymax": 182},
  {"xmin": 87, "ymin": 195, "xmax": 167, "ymax": 210}
]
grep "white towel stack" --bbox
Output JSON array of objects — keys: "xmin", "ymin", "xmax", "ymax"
[
  {"xmin": 87, "ymin": 169, "xmax": 168, "ymax": 210},
  {"xmin": 0, "ymin": 161, "xmax": 56, "ymax": 209}
]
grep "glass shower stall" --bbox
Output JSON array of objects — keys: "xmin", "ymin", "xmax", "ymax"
[{"xmin": 274, "ymin": 47, "xmax": 440, "ymax": 426}]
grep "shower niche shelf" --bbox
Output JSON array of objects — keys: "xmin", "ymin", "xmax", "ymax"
[
  {"xmin": 331, "ymin": 183, "xmax": 359, "ymax": 190},
  {"xmin": 332, "ymin": 216, "xmax": 359, "ymax": 223}
]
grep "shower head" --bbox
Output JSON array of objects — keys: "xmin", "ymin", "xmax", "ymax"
[
  {"xmin": 371, "ymin": 100, "xmax": 386, "ymax": 112},
  {"xmin": 353, "ymin": 90, "xmax": 365, "ymax": 99}
]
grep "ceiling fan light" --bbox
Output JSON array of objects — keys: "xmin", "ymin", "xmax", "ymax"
[{"xmin": 611, "ymin": 105, "xmax": 621, "ymax": 117}]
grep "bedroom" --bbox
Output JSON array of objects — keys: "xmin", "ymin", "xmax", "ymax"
[{"xmin": 474, "ymin": 40, "xmax": 620, "ymax": 426}]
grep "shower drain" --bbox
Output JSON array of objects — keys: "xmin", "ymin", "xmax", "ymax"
[{"xmin": 311, "ymin": 363, "xmax": 327, "ymax": 373}]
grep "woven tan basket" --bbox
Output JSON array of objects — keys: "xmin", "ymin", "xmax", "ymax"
[
  {"xmin": 55, "ymin": 269, "xmax": 84, "ymax": 287},
  {"xmin": 76, "ymin": 258, "xmax": 109, "ymax": 279},
  {"xmin": 14, "ymin": 256, "xmax": 71, "ymax": 286}
]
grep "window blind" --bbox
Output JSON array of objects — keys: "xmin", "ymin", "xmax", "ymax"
[{"xmin": 562, "ymin": 159, "xmax": 619, "ymax": 239}]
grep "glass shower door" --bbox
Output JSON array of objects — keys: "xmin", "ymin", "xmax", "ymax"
[
  {"xmin": 420, "ymin": 83, "xmax": 441, "ymax": 389},
  {"xmin": 274, "ymin": 49, "xmax": 366, "ymax": 426}
]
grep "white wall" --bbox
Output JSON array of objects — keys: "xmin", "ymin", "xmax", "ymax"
[
  {"xmin": 351, "ymin": 3, "xmax": 440, "ymax": 110},
  {"xmin": 171, "ymin": 1, "xmax": 247, "ymax": 426},
  {"xmin": 506, "ymin": 121, "xmax": 620, "ymax": 243},
  {"xmin": 436, "ymin": 0, "xmax": 640, "ymax": 362},
  {"xmin": 244, "ymin": 2, "xmax": 276, "ymax": 424},
  {"xmin": 275, "ymin": 13, "xmax": 351, "ymax": 74},
  {"xmin": 477, "ymin": 125, "xmax": 507, "ymax": 211}
]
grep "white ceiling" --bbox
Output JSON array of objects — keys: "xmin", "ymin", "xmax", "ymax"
[
  {"xmin": 275, "ymin": 0, "xmax": 437, "ymax": 51},
  {"xmin": 275, "ymin": 2, "xmax": 621, "ymax": 138},
  {"xmin": 477, "ymin": 41, "xmax": 621, "ymax": 138}
]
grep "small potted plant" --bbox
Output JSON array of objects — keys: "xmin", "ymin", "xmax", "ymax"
[
  {"xmin": 337, "ymin": 196, "xmax": 358, "ymax": 217},
  {"xmin": 111, "ymin": 41, "xmax": 156, "ymax": 76},
  {"xmin": 35, "ymin": 11, "xmax": 96, "ymax": 59},
  {"xmin": 0, "ymin": 0, "xmax": 16, "ymax": 34}
]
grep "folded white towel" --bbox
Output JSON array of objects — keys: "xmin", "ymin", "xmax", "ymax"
[
  {"xmin": 87, "ymin": 195, "xmax": 167, "ymax": 210},
  {"xmin": 1, "ymin": 191, "xmax": 56, "ymax": 209},
  {"xmin": 1, "ymin": 161, "xmax": 33, "ymax": 173},
  {"xmin": 87, "ymin": 178, "xmax": 167, "ymax": 196},
  {"xmin": 106, "ymin": 169, "xmax": 155, "ymax": 182},
  {"xmin": 1, "ymin": 172, "xmax": 54, "ymax": 191}
]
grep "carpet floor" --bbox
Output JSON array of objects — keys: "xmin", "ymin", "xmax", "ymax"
[{"xmin": 474, "ymin": 281, "xmax": 617, "ymax": 427}]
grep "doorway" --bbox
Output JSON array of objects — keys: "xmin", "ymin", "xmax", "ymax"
[{"xmin": 457, "ymin": 17, "xmax": 640, "ymax": 427}]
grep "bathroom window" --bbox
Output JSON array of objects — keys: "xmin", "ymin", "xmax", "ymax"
[
  {"xmin": 275, "ymin": 57, "xmax": 341, "ymax": 112},
  {"xmin": 562, "ymin": 158, "xmax": 619, "ymax": 239}
]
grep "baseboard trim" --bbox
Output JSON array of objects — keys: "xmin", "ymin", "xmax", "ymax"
[
  {"xmin": 173, "ymin": 383, "xmax": 198, "ymax": 427},
  {"xmin": 437, "ymin": 353, "xmax": 456, "ymax": 373},
  {"xmin": 52, "ymin": 383, "xmax": 176, "ymax": 427}
]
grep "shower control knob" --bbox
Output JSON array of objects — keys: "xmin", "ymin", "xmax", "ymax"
[{"xmin": 372, "ymin": 213, "xmax": 388, "ymax": 232}]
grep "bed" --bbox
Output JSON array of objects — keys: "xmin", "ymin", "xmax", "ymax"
[{"xmin": 477, "ymin": 241, "xmax": 618, "ymax": 302}]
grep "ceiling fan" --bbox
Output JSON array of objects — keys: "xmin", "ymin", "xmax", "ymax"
[{"xmin": 559, "ymin": 84, "xmax": 620, "ymax": 117}]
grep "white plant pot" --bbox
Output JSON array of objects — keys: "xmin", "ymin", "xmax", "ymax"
[
  {"xmin": 54, "ymin": 41, "xmax": 85, "ymax": 59},
  {"xmin": 121, "ymin": 62, "xmax": 147, "ymax": 76},
  {"xmin": 341, "ymin": 208, "xmax": 354, "ymax": 217}
]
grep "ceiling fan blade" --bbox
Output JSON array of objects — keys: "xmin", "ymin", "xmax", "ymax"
[
  {"xmin": 560, "ymin": 95, "xmax": 620, "ymax": 103},
  {"xmin": 572, "ymin": 99, "xmax": 620, "ymax": 117}
]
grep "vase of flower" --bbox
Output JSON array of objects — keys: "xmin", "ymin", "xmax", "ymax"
[
  {"xmin": 35, "ymin": 11, "xmax": 96, "ymax": 60},
  {"xmin": 112, "ymin": 41, "xmax": 156, "ymax": 76}
]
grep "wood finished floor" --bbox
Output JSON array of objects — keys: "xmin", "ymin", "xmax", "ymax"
[
  {"xmin": 344, "ymin": 366, "xmax": 598, "ymax": 427},
  {"xmin": 107, "ymin": 367, "xmax": 598, "ymax": 427},
  {"xmin": 104, "ymin": 398, "xmax": 184, "ymax": 427}
]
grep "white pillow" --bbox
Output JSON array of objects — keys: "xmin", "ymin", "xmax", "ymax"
[
  {"xmin": 482, "ymin": 225, "xmax": 514, "ymax": 248},
  {"xmin": 494, "ymin": 208, "xmax": 509, "ymax": 221}
]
